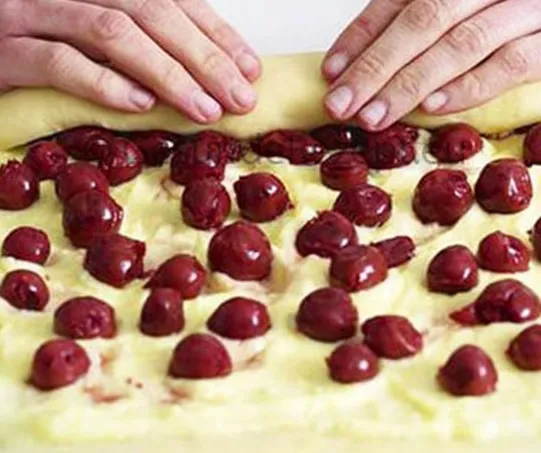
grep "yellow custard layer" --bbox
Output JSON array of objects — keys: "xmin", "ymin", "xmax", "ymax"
[{"xmin": 1, "ymin": 131, "xmax": 541, "ymax": 447}]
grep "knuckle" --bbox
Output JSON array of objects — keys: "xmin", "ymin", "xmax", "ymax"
[
  {"xmin": 393, "ymin": 70, "xmax": 422, "ymax": 99},
  {"xmin": 0, "ymin": 0, "xmax": 24, "ymax": 35},
  {"xmin": 200, "ymin": 50, "xmax": 230, "ymax": 75},
  {"xmin": 91, "ymin": 70, "xmax": 117, "ymax": 99},
  {"xmin": 446, "ymin": 18, "xmax": 490, "ymax": 54},
  {"xmin": 158, "ymin": 63, "xmax": 188, "ymax": 93},
  {"xmin": 44, "ymin": 43, "xmax": 73, "ymax": 77},
  {"xmin": 209, "ymin": 21, "xmax": 237, "ymax": 46},
  {"xmin": 92, "ymin": 10, "xmax": 133, "ymax": 42},
  {"xmin": 460, "ymin": 71, "xmax": 489, "ymax": 102},
  {"xmin": 135, "ymin": 0, "xmax": 171, "ymax": 22},
  {"xmin": 403, "ymin": 0, "xmax": 446, "ymax": 30},
  {"xmin": 499, "ymin": 43, "xmax": 531, "ymax": 79},
  {"xmin": 357, "ymin": 51, "xmax": 387, "ymax": 79}
]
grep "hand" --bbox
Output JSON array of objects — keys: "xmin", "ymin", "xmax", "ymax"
[
  {"xmin": 0, "ymin": 0, "xmax": 261, "ymax": 123},
  {"xmin": 322, "ymin": 0, "xmax": 541, "ymax": 131}
]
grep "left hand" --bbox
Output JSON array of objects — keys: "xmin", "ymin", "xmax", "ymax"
[{"xmin": 322, "ymin": 0, "xmax": 541, "ymax": 131}]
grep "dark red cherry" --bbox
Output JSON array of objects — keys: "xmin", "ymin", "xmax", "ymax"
[
  {"xmin": 0, "ymin": 161, "xmax": 39, "ymax": 210},
  {"xmin": 361, "ymin": 315, "xmax": 423, "ymax": 359},
  {"xmin": 208, "ymin": 221, "xmax": 273, "ymax": 281},
  {"xmin": 449, "ymin": 303, "xmax": 478, "ymax": 326},
  {"xmin": 55, "ymin": 162, "xmax": 109, "ymax": 203},
  {"xmin": 477, "ymin": 231, "xmax": 530, "ymax": 273},
  {"xmin": 207, "ymin": 297, "xmax": 271, "ymax": 340},
  {"xmin": 429, "ymin": 123, "xmax": 483, "ymax": 163},
  {"xmin": 333, "ymin": 183, "xmax": 392, "ymax": 227},
  {"xmin": 427, "ymin": 245, "xmax": 478, "ymax": 294},
  {"xmin": 128, "ymin": 131, "xmax": 179, "ymax": 166},
  {"xmin": 168, "ymin": 333, "xmax": 232, "ymax": 379},
  {"xmin": 311, "ymin": 124, "xmax": 366, "ymax": 150},
  {"xmin": 54, "ymin": 297, "xmax": 116, "ymax": 339},
  {"xmin": 190, "ymin": 130, "xmax": 245, "ymax": 162},
  {"xmin": 98, "ymin": 138, "xmax": 143, "ymax": 186},
  {"xmin": 251, "ymin": 130, "xmax": 326, "ymax": 165},
  {"xmin": 413, "ymin": 169, "xmax": 473, "ymax": 226},
  {"xmin": 371, "ymin": 236, "xmax": 415, "ymax": 268},
  {"xmin": 0, "ymin": 270, "xmax": 49, "ymax": 311},
  {"xmin": 57, "ymin": 126, "xmax": 114, "ymax": 161},
  {"xmin": 63, "ymin": 190, "xmax": 123, "ymax": 248},
  {"xmin": 139, "ymin": 289, "xmax": 184, "ymax": 337},
  {"xmin": 320, "ymin": 151, "xmax": 368, "ymax": 191},
  {"xmin": 523, "ymin": 123, "xmax": 541, "ymax": 166},
  {"xmin": 23, "ymin": 141, "xmax": 68, "ymax": 180},
  {"xmin": 531, "ymin": 217, "xmax": 541, "ymax": 261},
  {"xmin": 234, "ymin": 172, "xmax": 293, "ymax": 223},
  {"xmin": 145, "ymin": 254, "xmax": 206, "ymax": 299},
  {"xmin": 30, "ymin": 339, "xmax": 90, "ymax": 391},
  {"xmin": 2, "ymin": 226, "xmax": 50, "ymax": 265},
  {"xmin": 295, "ymin": 211, "xmax": 357, "ymax": 259},
  {"xmin": 507, "ymin": 325, "xmax": 541, "ymax": 371},
  {"xmin": 330, "ymin": 245, "xmax": 388, "ymax": 292},
  {"xmin": 326, "ymin": 340, "xmax": 379, "ymax": 383},
  {"xmin": 438, "ymin": 345, "xmax": 497, "ymax": 396},
  {"xmin": 181, "ymin": 179, "xmax": 231, "ymax": 230},
  {"xmin": 475, "ymin": 158, "xmax": 532, "ymax": 214},
  {"xmin": 362, "ymin": 123, "xmax": 418, "ymax": 169},
  {"xmin": 296, "ymin": 287, "xmax": 358, "ymax": 342}
]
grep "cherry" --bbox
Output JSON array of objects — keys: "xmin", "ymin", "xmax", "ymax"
[
  {"xmin": 23, "ymin": 141, "xmax": 68, "ymax": 180},
  {"xmin": 438, "ymin": 345, "xmax": 497, "ymax": 397},
  {"xmin": 190, "ymin": 131, "xmax": 245, "ymax": 162},
  {"xmin": 251, "ymin": 130, "xmax": 326, "ymax": 165},
  {"xmin": 0, "ymin": 161, "xmax": 39, "ymax": 210},
  {"xmin": 30, "ymin": 339, "xmax": 90, "ymax": 391},
  {"xmin": 207, "ymin": 297, "xmax": 271, "ymax": 340},
  {"xmin": 523, "ymin": 123, "xmax": 541, "ymax": 166},
  {"xmin": 413, "ymin": 169, "xmax": 473, "ymax": 226},
  {"xmin": 168, "ymin": 333, "xmax": 232, "ymax": 379},
  {"xmin": 362, "ymin": 123, "xmax": 418, "ymax": 169},
  {"xmin": 320, "ymin": 151, "xmax": 368, "ymax": 191},
  {"xmin": 181, "ymin": 179, "xmax": 231, "ymax": 230},
  {"xmin": 475, "ymin": 158, "xmax": 532, "ymax": 214},
  {"xmin": 333, "ymin": 184, "xmax": 392, "ymax": 227},
  {"xmin": 507, "ymin": 325, "xmax": 541, "ymax": 371},
  {"xmin": 139, "ymin": 289, "xmax": 184, "ymax": 337},
  {"xmin": 128, "ymin": 130, "xmax": 179, "ymax": 166},
  {"xmin": 208, "ymin": 221, "xmax": 273, "ymax": 281},
  {"xmin": 361, "ymin": 315, "xmax": 423, "ymax": 359},
  {"xmin": 0, "ymin": 270, "xmax": 49, "ymax": 311},
  {"xmin": 2, "ymin": 226, "xmax": 51, "ymax": 265},
  {"xmin": 429, "ymin": 123, "xmax": 483, "ymax": 163},
  {"xmin": 427, "ymin": 245, "xmax": 479, "ymax": 294},
  {"xmin": 330, "ymin": 245, "xmax": 388, "ymax": 292},
  {"xmin": 311, "ymin": 124, "xmax": 366, "ymax": 150},
  {"xmin": 296, "ymin": 287, "xmax": 358, "ymax": 342},
  {"xmin": 295, "ymin": 211, "xmax": 357, "ymax": 259},
  {"xmin": 54, "ymin": 296, "xmax": 117, "ymax": 339},
  {"xmin": 57, "ymin": 126, "xmax": 114, "ymax": 161},
  {"xmin": 449, "ymin": 303, "xmax": 478, "ymax": 326},
  {"xmin": 234, "ymin": 172, "xmax": 293, "ymax": 222},
  {"xmin": 55, "ymin": 162, "xmax": 109, "ymax": 203},
  {"xmin": 531, "ymin": 217, "xmax": 541, "ymax": 261},
  {"xmin": 145, "ymin": 254, "xmax": 206, "ymax": 299},
  {"xmin": 98, "ymin": 138, "xmax": 143, "ymax": 186},
  {"xmin": 477, "ymin": 231, "xmax": 530, "ymax": 273},
  {"xmin": 326, "ymin": 340, "xmax": 379, "ymax": 384},
  {"xmin": 63, "ymin": 190, "xmax": 123, "ymax": 248},
  {"xmin": 371, "ymin": 236, "xmax": 416, "ymax": 268},
  {"xmin": 84, "ymin": 234, "xmax": 146, "ymax": 288}
]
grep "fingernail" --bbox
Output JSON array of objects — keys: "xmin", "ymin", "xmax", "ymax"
[
  {"xmin": 232, "ymin": 84, "xmax": 257, "ymax": 109},
  {"xmin": 193, "ymin": 91, "xmax": 222, "ymax": 121},
  {"xmin": 130, "ymin": 88, "xmax": 155, "ymax": 110},
  {"xmin": 324, "ymin": 53, "xmax": 348, "ymax": 78},
  {"xmin": 237, "ymin": 53, "xmax": 260, "ymax": 76},
  {"xmin": 359, "ymin": 100, "xmax": 387, "ymax": 127},
  {"xmin": 325, "ymin": 86, "xmax": 354, "ymax": 117},
  {"xmin": 423, "ymin": 91, "xmax": 448, "ymax": 112}
]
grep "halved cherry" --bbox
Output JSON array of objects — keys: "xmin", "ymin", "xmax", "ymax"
[
  {"xmin": 362, "ymin": 123, "xmax": 418, "ymax": 169},
  {"xmin": 0, "ymin": 270, "xmax": 49, "ymax": 311},
  {"xmin": 477, "ymin": 231, "xmax": 530, "ymax": 273},
  {"xmin": 24, "ymin": 141, "xmax": 68, "ymax": 180},
  {"xmin": 427, "ymin": 245, "xmax": 478, "ymax": 294},
  {"xmin": 429, "ymin": 123, "xmax": 483, "ymax": 163},
  {"xmin": 189, "ymin": 130, "xmax": 245, "ymax": 162},
  {"xmin": 2, "ymin": 226, "xmax": 51, "ymax": 265},
  {"xmin": 251, "ymin": 130, "xmax": 326, "ymax": 165},
  {"xmin": 333, "ymin": 183, "xmax": 392, "ymax": 227},
  {"xmin": 507, "ymin": 325, "xmax": 541, "ymax": 371},
  {"xmin": 524, "ymin": 123, "xmax": 541, "ymax": 166},
  {"xmin": 326, "ymin": 340, "xmax": 379, "ymax": 383},
  {"xmin": 57, "ymin": 126, "xmax": 114, "ymax": 161},
  {"xmin": 55, "ymin": 162, "xmax": 109, "ymax": 203},
  {"xmin": 371, "ymin": 236, "xmax": 416, "ymax": 268},
  {"xmin": 311, "ymin": 124, "xmax": 366, "ymax": 150},
  {"xmin": 181, "ymin": 179, "xmax": 231, "ymax": 230},
  {"xmin": 98, "ymin": 138, "xmax": 143, "ymax": 186},
  {"xmin": 530, "ymin": 217, "xmax": 541, "ymax": 261},
  {"xmin": 140, "ymin": 289, "xmax": 184, "ymax": 337},
  {"xmin": 320, "ymin": 151, "xmax": 368, "ymax": 191},
  {"xmin": 128, "ymin": 131, "xmax": 179, "ymax": 166},
  {"xmin": 0, "ymin": 161, "xmax": 39, "ymax": 210},
  {"xmin": 54, "ymin": 296, "xmax": 116, "ymax": 339}
]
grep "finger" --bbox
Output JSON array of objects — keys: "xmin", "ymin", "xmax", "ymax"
[
  {"xmin": 178, "ymin": 0, "xmax": 262, "ymax": 82},
  {"xmin": 356, "ymin": 0, "xmax": 541, "ymax": 130},
  {"xmin": 322, "ymin": 0, "xmax": 412, "ymax": 81},
  {"xmin": 0, "ymin": 37, "xmax": 155, "ymax": 112},
  {"xmin": 324, "ymin": 0, "xmax": 499, "ymax": 121}
]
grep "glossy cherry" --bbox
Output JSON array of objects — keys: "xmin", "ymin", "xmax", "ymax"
[
  {"xmin": 371, "ymin": 236, "xmax": 416, "ymax": 268},
  {"xmin": 190, "ymin": 130, "xmax": 245, "ymax": 162},
  {"xmin": 0, "ymin": 161, "xmax": 39, "ymax": 210},
  {"xmin": 98, "ymin": 138, "xmax": 143, "ymax": 186},
  {"xmin": 427, "ymin": 245, "xmax": 479, "ymax": 294},
  {"xmin": 333, "ymin": 183, "xmax": 392, "ymax": 227},
  {"xmin": 55, "ymin": 162, "xmax": 109, "ymax": 203},
  {"xmin": 0, "ymin": 270, "xmax": 49, "ymax": 311},
  {"xmin": 362, "ymin": 123, "xmax": 418, "ymax": 169},
  {"xmin": 181, "ymin": 179, "xmax": 231, "ymax": 230},
  {"xmin": 139, "ymin": 289, "xmax": 185, "ymax": 337},
  {"xmin": 2, "ymin": 226, "xmax": 51, "ymax": 265},
  {"xmin": 429, "ymin": 123, "xmax": 483, "ymax": 163},
  {"xmin": 128, "ymin": 130, "xmax": 179, "ymax": 166},
  {"xmin": 327, "ymin": 340, "xmax": 379, "ymax": 384},
  {"xmin": 311, "ymin": 124, "xmax": 366, "ymax": 150},
  {"xmin": 477, "ymin": 231, "xmax": 530, "ymax": 273},
  {"xmin": 523, "ymin": 123, "xmax": 541, "ymax": 166},
  {"xmin": 24, "ymin": 141, "xmax": 68, "ymax": 180},
  {"xmin": 251, "ymin": 130, "xmax": 326, "ymax": 165},
  {"xmin": 507, "ymin": 325, "xmax": 541, "ymax": 371},
  {"xmin": 57, "ymin": 126, "xmax": 114, "ymax": 161},
  {"xmin": 320, "ymin": 151, "xmax": 368, "ymax": 191},
  {"xmin": 449, "ymin": 303, "xmax": 478, "ymax": 326}
]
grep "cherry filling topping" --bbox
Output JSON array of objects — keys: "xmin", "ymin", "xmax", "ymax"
[
  {"xmin": 326, "ymin": 340, "xmax": 379, "ymax": 384},
  {"xmin": 429, "ymin": 123, "xmax": 483, "ymax": 163},
  {"xmin": 477, "ymin": 231, "xmax": 530, "ymax": 273},
  {"xmin": 84, "ymin": 234, "xmax": 146, "ymax": 288},
  {"xmin": 2, "ymin": 226, "xmax": 51, "ymax": 265},
  {"xmin": 128, "ymin": 131, "xmax": 179, "ymax": 166},
  {"xmin": 234, "ymin": 172, "xmax": 293, "ymax": 222},
  {"xmin": 24, "ymin": 141, "xmax": 68, "ymax": 180},
  {"xmin": 333, "ymin": 184, "xmax": 392, "ymax": 227},
  {"xmin": 296, "ymin": 287, "xmax": 358, "ymax": 342},
  {"xmin": 139, "ymin": 288, "xmax": 185, "ymax": 337},
  {"xmin": 207, "ymin": 297, "xmax": 271, "ymax": 340},
  {"xmin": 507, "ymin": 325, "xmax": 541, "ymax": 371},
  {"xmin": 330, "ymin": 245, "xmax": 388, "ymax": 292},
  {"xmin": 311, "ymin": 125, "xmax": 366, "ymax": 150},
  {"xmin": 145, "ymin": 254, "xmax": 206, "ymax": 299},
  {"xmin": 54, "ymin": 297, "xmax": 117, "ymax": 339},
  {"xmin": 427, "ymin": 245, "xmax": 479, "ymax": 294},
  {"xmin": 523, "ymin": 123, "xmax": 541, "ymax": 166},
  {"xmin": 168, "ymin": 333, "xmax": 232, "ymax": 379},
  {"xmin": 55, "ymin": 162, "xmax": 109, "ymax": 204},
  {"xmin": 438, "ymin": 345, "xmax": 497, "ymax": 397},
  {"xmin": 181, "ymin": 179, "xmax": 231, "ymax": 230},
  {"xmin": 30, "ymin": 339, "xmax": 91, "ymax": 391},
  {"xmin": 251, "ymin": 130, "xmax": 326, "ymax": 165},
  {"xmin": 371, "ymin": 236, "xmax": 416, "ymax": 268},
  {"xmin": 413, "ymin": 169, "xmax": 473, "ymax": 226},
  {"xmin": 0, "ymin": 161, "xmax": 39, "ymax": 210},
  {"xmin": 295, "ymin": 211, "xmax": 357, "ymax": 259},
  {"xmin": 190, "ymin": 131, "xmax": 245, "ymax": 162},
  {"xmin": 207, "ymin": 221, "xmax": 273, "ymax": 281},
  {"xmin": 320, "ymin": 151, "xmax": 369, "ymax": 191},
  {"xmin": 362, "ymin": 123, "xmax": 418, "ymax": 169},
  {"xmin": 475, "ymin": 158, "xmax": 532, "ymax": 214},
  {"xmin": 57, "ymin": 126, "xmax": 114, "ymax": 161},
  {"xmin": 0, "ymin": 270, "xmax": 49, "ymax": 311},
  {"xmin": 98, "ymin": 138, "xmax": 143, "ymax": 186},
  {"xmin": 62, "ymin": 191, "xmax": 123, "ymax": 249},
  {"xmin": 361, "ymin": 315, "xmax": 423, "ymax": 359},
  {"xmin": 530, "ymin": 217, "xmax": 541, "ymax": 261}
]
